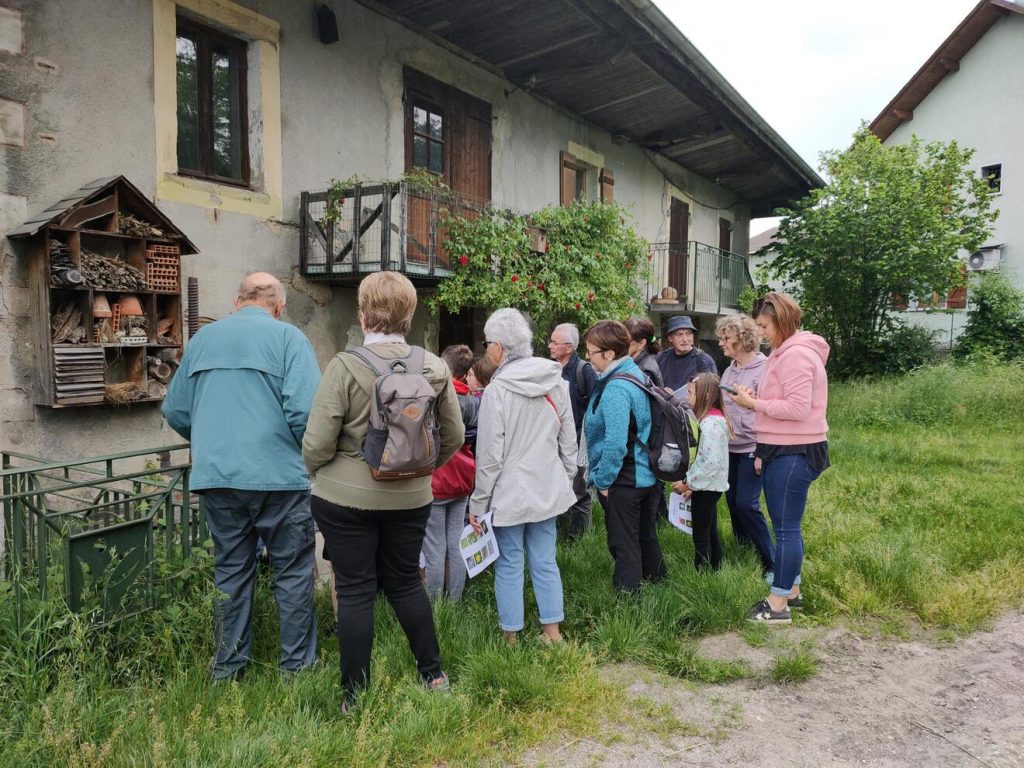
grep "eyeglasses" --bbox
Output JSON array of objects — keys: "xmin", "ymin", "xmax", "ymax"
[
  {"xmin": 481, "ymin": 340, "xmax": 496, "ymax": 350},
  {"xmin": 585, "ymin": 348, "xmax": 610, "ymax": 358},
  {"xmin": 548, "ymin": 340, "xmax": 572, "ymax": 346}
]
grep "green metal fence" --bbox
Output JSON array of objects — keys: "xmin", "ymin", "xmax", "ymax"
[{"xmin": 1, "ymin": 444, "xmax": 205, "ymax": 623}]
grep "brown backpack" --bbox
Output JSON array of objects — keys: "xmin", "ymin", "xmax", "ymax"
[{"xmin": 346, "ymin": 345, "xmax": 441, "ymax": 481}]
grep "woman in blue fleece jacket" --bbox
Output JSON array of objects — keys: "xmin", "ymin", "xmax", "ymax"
[{"xmin": 583, "ymin": 320, "xmax": 667, "ymax": 592}]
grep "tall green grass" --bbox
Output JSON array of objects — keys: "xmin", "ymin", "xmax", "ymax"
[{"xmin": 1, "ymin": 358, "xmax": 1022, "ymax": 766}]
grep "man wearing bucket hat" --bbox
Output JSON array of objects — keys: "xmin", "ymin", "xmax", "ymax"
[{"xmin": 655, "ymin": 315, "xmax": 717, "ymax": 391}]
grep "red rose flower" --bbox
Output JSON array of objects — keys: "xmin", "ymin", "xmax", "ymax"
[
  {"xmin": 575, "ymin": 303, "xmax": 581, "ymax": 310},
  {"xmin": 588, "ymin": 292, "xmax": 595, "ymax": 302},
  {"xmin": 511, "ymin": 275, "xmax": 518, "ymax": 283},
  {"xmin": 545, "ymin": 243, "xmax": 550, "ymax": 253},
  {"xmin": 537, "ymin": 283, "xmax": 545, "ymax": 291},
  {"xmin": 458, "ymin": 254, "xmax": 469, "ymax": 266}
]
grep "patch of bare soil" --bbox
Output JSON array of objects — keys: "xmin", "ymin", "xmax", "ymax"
[{"xmin": 522, "ymin": 611, "xmax": 1024, "ymax": 768}]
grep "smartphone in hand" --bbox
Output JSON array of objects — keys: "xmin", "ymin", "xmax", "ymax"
[{"xmin": 719, "ymin": 384, "xmax": 739, "ymax": 396}]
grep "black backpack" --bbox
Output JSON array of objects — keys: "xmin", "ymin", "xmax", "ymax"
[{"xmin": 593, "ymin": 372, "xmax": 700, "ymax": 482}]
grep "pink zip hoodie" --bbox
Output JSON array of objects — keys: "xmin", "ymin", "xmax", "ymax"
[{"xmin": 753, "ymin": 331, "xmax": 829, "ymax": 445}]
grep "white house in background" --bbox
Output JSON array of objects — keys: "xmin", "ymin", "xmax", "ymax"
[
  {"xmin": 870, "ymin": 0, "xmax": 1024, "ymax": 350},
  {"xmin": 748, "ymin": 225, "xmax": 786, "ymax": 292}
]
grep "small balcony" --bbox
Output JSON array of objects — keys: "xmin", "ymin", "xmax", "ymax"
[
  {"xmin": 647, "ymin": 241, "xmax": 753, "ymax": 314},
  {"xmin": 299, "ymin": 182, "xmax": 487, "ymax": 285}
]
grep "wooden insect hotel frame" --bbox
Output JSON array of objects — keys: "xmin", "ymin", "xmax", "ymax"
[{"xmin": 7, "ymin": 176, "xmax": 199, "ymax": 407}]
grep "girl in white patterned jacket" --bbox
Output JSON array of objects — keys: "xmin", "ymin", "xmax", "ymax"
[{"xmin": 672, "ymin": 372, "xmax": 732, "ymax": 572}]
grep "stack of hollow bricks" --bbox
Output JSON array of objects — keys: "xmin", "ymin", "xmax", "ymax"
[{"xmin": 145, "ymin": 244, "xmax": 180, "ymax": 292}]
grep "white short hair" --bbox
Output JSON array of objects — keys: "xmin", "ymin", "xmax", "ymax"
[
  {"xmin": 553, "ymin": 322, "xmax": 579, "ymax": 347},
  {"xmin": 485, "ymin": 308, "xmax": 534, "ymax": 358}
]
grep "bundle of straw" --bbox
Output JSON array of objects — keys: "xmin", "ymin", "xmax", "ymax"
[{"xmin": 104, "ymin": 382, "xmax": 147, "ymax": 404}]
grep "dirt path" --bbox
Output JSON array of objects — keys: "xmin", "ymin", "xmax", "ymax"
[{"xmin": 524, "ymin": 612, "xmax": 1024, "ymax": 767}]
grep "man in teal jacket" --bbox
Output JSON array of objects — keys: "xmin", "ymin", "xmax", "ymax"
[{"xmin": 163, "ymin": 272, "xmax": 321, "ymax": 681}]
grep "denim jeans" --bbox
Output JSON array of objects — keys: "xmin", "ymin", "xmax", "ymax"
[
  {"xmin": 311, "ymin": 497, "xmax": 442, "ymax": 700},
  {"xmin": 492, "ymin": 518, "xmax": 564, "ymax": 631},
  {"xmin": 725, "ymin": 452, "xmax": 775, "ymax": 574},
  {"xmin": 762, "ymin": 453, "xmax": 821, "ymax": 596},
  {"xmin": 203, "ymin": 489, "xmax": 317, "ymax": 679},
  {"xmin": 423, "ymin": 496, "xmax": 469, "ymax": 601}
]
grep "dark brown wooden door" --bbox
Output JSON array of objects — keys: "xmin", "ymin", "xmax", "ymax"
[
  {"xmin": 719, "ymin": 217, "xmax": 732, "ymax": 252},
  {"xmin": 668, "ymin": 198, "xmax": 689, "ymax": 299}
]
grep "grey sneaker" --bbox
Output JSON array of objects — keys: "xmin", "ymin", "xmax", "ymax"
[
  {"xmin": 424, "ymin": 672, "xmax": 451, "ymax": 693},
  {"xmin": 747, "ymin": 598, "xmax": 792, "ymax": 624},
  {"xmin": 787, "ymin": 594, "xmax": 804, "ymax": 610}
]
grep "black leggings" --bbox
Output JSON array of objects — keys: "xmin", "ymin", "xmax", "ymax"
[{"xmin": 690, "ymin": 490, "xmax": 722, "ymax": 572}]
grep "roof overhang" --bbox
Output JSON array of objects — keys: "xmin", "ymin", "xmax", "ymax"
[
  {"xmin": 870, "ymin": 0, "xmax": 1024, "ymax": 142},
  {"xmin": 356, "ymin": 0, "xmax": 822, "ymax": 216}
]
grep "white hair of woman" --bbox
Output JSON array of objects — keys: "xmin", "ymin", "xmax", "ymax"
[{"xmin": 484, "ymin": 308, "xmax": 534, "ymax": 360}]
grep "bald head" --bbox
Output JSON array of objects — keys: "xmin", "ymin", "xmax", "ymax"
[{"xmin": 235, "ymin": 272, "xmax": 286, "ymax": 317}]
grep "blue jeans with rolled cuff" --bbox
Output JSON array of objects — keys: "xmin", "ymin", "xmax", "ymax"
[
  {"xmin": 493, "ymin": 518, "xmax": 564, "ymax": 632},
  {"xmin": 762, "ymin": 453, "xmax": 820, "ymax": 597},
  {"xmin": 725, "ymin": 452, "xmax": 775, "ymax": 575}
]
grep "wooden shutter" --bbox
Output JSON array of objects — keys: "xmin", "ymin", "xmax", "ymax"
[
  {"xmin": 946, "ymin": 265, "xmax": 968, "ymax": 309},
  {"xmin": 560, "ymin": 151, "xmax": 582, "ymax": 207},
  {"xmin": 599, "ymin": 167, "xmax": 614, "ymax": 203},
  {"xmin": 668, "ymin": 198, "xmax": 689, "ymax": 298}
]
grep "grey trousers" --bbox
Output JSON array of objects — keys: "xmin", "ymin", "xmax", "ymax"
[
  {"xmin": 559, "ymin": 468, "xmax": 592, "ymax": 540},
  {"xmin": 203, "ymin": 488, "xmax": 318, "ymax": 678},
  {"xmin": 423, "ymin": 496, "xmax": 469, "ymax": 601}
]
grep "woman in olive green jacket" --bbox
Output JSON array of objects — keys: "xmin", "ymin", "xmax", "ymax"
[{"xmin": 303, "ymin": 272, "xmax": 463, "ymax": 709}]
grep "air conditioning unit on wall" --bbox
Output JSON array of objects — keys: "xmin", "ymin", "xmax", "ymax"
[{"xmin": 968, "ymin": 247, "xmax": 1002, "ymax": 271}]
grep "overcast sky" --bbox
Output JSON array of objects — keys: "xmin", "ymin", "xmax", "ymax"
[{"xmin": 657, "ymin": 0, "xmax": 983, "ymax": 233}]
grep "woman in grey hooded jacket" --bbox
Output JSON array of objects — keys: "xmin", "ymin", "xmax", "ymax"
[
  {"xmin": 717, "ymin": 314, "xmax": 774, "ymax": 578},
  {"xmin": 469, "ymin": 309, "xmax": 578, "ymax": 643}
]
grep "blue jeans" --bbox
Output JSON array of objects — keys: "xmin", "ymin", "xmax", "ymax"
[
  {"xmin": 493, "ymin": 518, "xmax": 564, "ymax": 631},
  {"xmin": 203, "ymin": 489, "xmax": 318, "ymax": 678},
  {"xmin": 725, "ymin": 452, "xmax": 775, "ymax": 574},
  {"xmin": 762, "ymin": 454, "xmax": 820, "ymax": 596}
]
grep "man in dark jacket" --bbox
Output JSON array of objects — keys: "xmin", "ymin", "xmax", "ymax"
[
  {"xmin": 656, "ymin": 315, "xmax": 717, "ymax": 391},
  {"xmin": 548, "ymin": 322, "xmax": 597, "ymax": 540}
]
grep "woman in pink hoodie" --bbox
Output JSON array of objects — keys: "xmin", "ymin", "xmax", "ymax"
[{"xmin": 728, "ymin": 293, "xmax": 829, "ymax": 624}]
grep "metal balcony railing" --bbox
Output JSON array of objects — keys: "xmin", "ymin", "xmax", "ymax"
[
  {"xmin": 647, "ymin": 241, "xmax": 753, "ymax": 313},
  {"xmin": 299, "ymin": 182, "xmax": 489, "ymax": 285}
]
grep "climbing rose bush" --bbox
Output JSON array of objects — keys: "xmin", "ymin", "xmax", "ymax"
[{"xmin": 432, "ymin": 199, "xmax": 650, "ymax": 342}]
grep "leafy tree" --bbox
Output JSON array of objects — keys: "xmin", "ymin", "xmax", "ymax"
[
  {"xmin": 762, "ymin": 125, "xmax": 997, "ymax": 377},
  {"xmin": 432, "ymin": 200, "xmax": 649, "ymax": 343},
  {"xmin": 954, "ymin": 271, "xmax": 1024, "ymax": 360}
]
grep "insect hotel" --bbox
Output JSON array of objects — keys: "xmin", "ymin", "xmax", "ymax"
[{"xmin": 8, "ymin": 176, "xmax": 198, "ymax": 408}]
